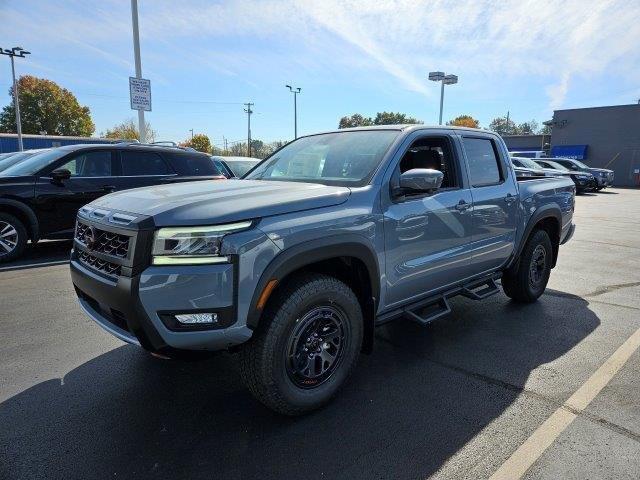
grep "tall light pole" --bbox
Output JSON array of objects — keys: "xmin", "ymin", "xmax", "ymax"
[
  {"xmin": 130, "ymin": 0, "xmax": 146, "ymax": 143},
  {"xmin": 1, "ymin": 47, "xmax": 31, "ymax": 151},
  {"xmin": 286, "ymin": 85, "xmax": 301, "ymax": 139},
  {"xmin": 428, "ymin": 71, "xmax": 458, "ymax": 125},
  {"xmin": 244, "ymin": 102, "xmax": 254, "ymax": 157}
]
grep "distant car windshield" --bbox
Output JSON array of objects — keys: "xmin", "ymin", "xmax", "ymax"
[
  {"xmin": 540, "ymin": 160, "xmax": 569, "ymax": 171},
  {"xmin": 512, "ymin": 157, "xmax": 543, "ymax": 170},
  {"xmin": 245, "ymin": 130, "xmax": 399, "ymax": 186},
  {"xmin": 225, "ymin": 160, "xmax": 259, "ymax": 177},
  {"xmin": 0, "ymin": 148, "xmax": 68, "ymax": 176},
  {"xmin": 0, "ymin": 150, "xmax": 44, "ymax": 172}
]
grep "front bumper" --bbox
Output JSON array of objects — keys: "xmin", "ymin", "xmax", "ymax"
[
  {"xmin": 70, "ymin": 253, "xmax": 252, "ymax": 354},
  {"xmin": 596, "ymin": 175, "xmax": 614, "ymax": 187}
]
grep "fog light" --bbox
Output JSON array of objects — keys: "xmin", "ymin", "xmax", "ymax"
[{"xmin": 175, "ymin": 313, "xmax": 218, "ymax": 324}]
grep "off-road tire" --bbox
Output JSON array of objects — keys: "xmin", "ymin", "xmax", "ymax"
[
  {"xmin": 239, "ymin": 273, "xmax": 363, "ymax": 415},
  {"xmin": 0, "ymin": 213, "xmax": 27, "ymax": 263},
  {"xmin": 502, "ymin": 229, "xmax": 552, "ymax": 303}
]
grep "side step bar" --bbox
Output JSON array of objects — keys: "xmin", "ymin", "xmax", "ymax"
[
  {"xmin": 398, "ymin": 275, "xmax": 501, "ymax": 327},
  {"xmin": 460, "ymin": 278, "xmax": 500, "ymax": 300},
  {"xmin": 404, "ymin": 296, "xmax": 451, "ymax": 326}
]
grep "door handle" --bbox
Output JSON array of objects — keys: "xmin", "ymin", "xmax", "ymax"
[
  {"xmin": 102, "ymin": 185, "xmax": 117, "ymax": 192},
  {"xmin": 504, "ymin": 194, "xmax": 517, "ymax": 204},
  {"xmin": 455, "ymin": 200, "xmax": 471, "ymax": 211}
]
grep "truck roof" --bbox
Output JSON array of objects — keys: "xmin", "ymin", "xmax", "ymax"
[{"xmin": 308, "ymin": 124, "xmax": 493, "ymax": 136}]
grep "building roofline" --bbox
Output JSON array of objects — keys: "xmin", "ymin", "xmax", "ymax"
[{"xmin": 554, "ymin": 103, "xmax": 640, "ymax": 114}]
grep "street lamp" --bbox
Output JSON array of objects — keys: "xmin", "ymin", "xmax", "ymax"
[
  {"xmin": 0, "ymin": 46, "xmax": 31, "ymax": 151},
  {"xmin": 286, "ymin": 85, "xmax": 301, "ymax": 139},
  {"xmin": 428, "ymin": 71, "xmax": 458, "ymax": 125}
]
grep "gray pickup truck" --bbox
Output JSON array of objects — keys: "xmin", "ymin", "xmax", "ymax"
[{"xmin": 70, "ymin": 126, "xmax": 575, "ymax": 415}]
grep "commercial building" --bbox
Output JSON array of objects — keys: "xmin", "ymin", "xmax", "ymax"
[
  {"xmin": 549, "ymin": 104, "xmax": 640, "ymax": 187},
  {"xmin": 503, "ymin": 134, "xmax": 550, "ymax": 154},
  {"xmin": 0, "ymin": 133, "xmax": 116, "ymax": 153}
]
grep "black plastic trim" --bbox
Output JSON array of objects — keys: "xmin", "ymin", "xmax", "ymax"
[{"xmin": 246, "ymin": 235, "xmax": 380, "ymax": 329}]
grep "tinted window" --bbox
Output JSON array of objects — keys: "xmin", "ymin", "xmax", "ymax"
[
  {"xmin": 61, "ymin": 150, "xmax": 113, "ymax": 177},
  {"xmin": 462, "ymin": 138, "xmax": 502, "ymax": 187},
  {"xmin": 121, "ymin": 151, "xmax": 171, "ymax": 176},
  {"xmin": 226, "ymin": 160, "xmax": 259, "ymax": 177},
  {"xmin": 556, "ymin": 160, "xmax": 579, "ymax": 170},
  {"xmin": 168, "ymin": 153, "xmax": 220, "ymax": 176}
]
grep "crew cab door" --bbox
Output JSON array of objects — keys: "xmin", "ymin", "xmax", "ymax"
[
  {"xmin": 34, "ymin": 149, "xmax": 118, "ymax": 237},
  {"xmin": 382, "ymin": 132, "xmax": 474, "ymax": 307},
  {"xmin": 459, "ymin": 134, "xmax": 519, "ymax": 274}
]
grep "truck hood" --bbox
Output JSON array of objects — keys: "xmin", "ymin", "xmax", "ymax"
[{"xmin": 91, "ymin": 179, "xmax": 351, "ymax": 226}]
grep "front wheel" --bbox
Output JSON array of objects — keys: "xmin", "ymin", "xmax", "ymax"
[
  {"xmin": 502, "ymin": 229, "xmax": 553, "ymax": 303},
  {"xmin": 0, "ymin": 213, "xmax": 27, "ymax": 263},
  {"xmin": 239, "ymin": 274, "xmax": 363, "ymax": 415}
]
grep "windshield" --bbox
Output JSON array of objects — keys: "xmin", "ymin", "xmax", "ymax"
[
  {"xmin": 245, "ymin": 130, "xmax": 399, "ymax": 186},
  {"xmin": 0, "ymin": 149, "xmax": 68, "ymax": 176},
  {"xmin": 227, "ymin": 160, "xmax": 259, "ymax": 177},
  {"xmin": 512, "ymin": 157, "xmax": 543, "ymax": 170},
  {"xmin": 569, "ymin": 159, "xmax": 589, "ymax": 169},
  {"xmin": 541, "ymin": 160, "xmax": 569, "ymax": 171},
  {"xmin": 0, "ymin": 150, "xmax": 43, "ymax": 172}
]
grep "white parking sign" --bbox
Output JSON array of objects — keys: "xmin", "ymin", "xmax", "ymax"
[{"xmin": 129, "ymin": 77, "xmax": 151, "ymax": 111}]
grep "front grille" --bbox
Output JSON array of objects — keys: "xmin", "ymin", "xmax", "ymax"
[
  {"xmin": 75, "ymin": 221, "xmax": 130, "ymax": 258},
  {"xmin": 78, "ymin": 250, "xmax": 122, "ymax": 278}
]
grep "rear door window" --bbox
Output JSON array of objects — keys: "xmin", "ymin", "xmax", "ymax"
[
  {"xmin": 121, "ymin": 151, "xmax": 172, "ymax": 176},
  {"xmin": 462, "ymin": 137, "xmax": 503, "ymax": 187},
  {"xmin": 168, "ymin": 153, "xmax": 221, "ymax": 176}
]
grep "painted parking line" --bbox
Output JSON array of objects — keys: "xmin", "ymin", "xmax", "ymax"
[
  {"xmin": 489, "ymin": 325, "xmax": 640, "ymax": 480},
  {"xmin": 0, "ymin": 259, "xmax": 69, "ymax": 272}
]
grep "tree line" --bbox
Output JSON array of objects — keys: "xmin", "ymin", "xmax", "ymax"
[
  {"xmin": 0, "ymin": 75, "xmax": 551, "ymax": 155},
  {"xmin": 338, "ymin": 112, "xmax": 550, "ymax": 135}
]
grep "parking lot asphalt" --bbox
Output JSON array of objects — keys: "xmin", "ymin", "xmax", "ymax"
[{"xmin": 1, "ymin": 188, "xmax": 639, "ymax": 480}]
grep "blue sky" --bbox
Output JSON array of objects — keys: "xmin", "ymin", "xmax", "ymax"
[{"xmin": 1, "ymin": 0, "xmax": 639, "ymax": 148}]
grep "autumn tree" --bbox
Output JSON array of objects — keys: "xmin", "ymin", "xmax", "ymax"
[
  {"xmin": 338, "ymin": 111, "xmax": 422, "ymax": 128},
  {"xmin": 182, "ymin": 133, "xmax": 212, "ymax": 153},
  {"xmin": 0, "ymin": 75, "xmax": 94, "ymax": 136},
  {"xmin": 104, "ymin": 119, "xmax": 156, "ymax": 142},
  {"xmin": 446, "ymin": 115, "xmax": 480, "ymax": 128}
]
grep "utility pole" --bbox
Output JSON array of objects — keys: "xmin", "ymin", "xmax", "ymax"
[
  {"xmin": 189, "ymin": 128, "xmax": 194, "ymax": 140},
  {"xmin": 130, "ymin": 0, "xmax": 146, "ymax": 143},
  {"xmin": 223, "ymin": 136, "xmax": 228, "ymax": 154},
  {"xmin": 244, "ymin": 102, "xmax": 254, "ymax": 157},
  {"xmin": 286, "ymin": 85, "xmax": 302, "ymax": 139},
  {"xmin": 0, "ymin": 47, "xmax": 31, "ymax": 151},
  {"xmin": 506, "ymin": 110, "xmax": 510, "ymax": 135}
]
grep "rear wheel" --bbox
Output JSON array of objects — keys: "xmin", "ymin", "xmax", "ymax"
[
  {"xmin": 239, "ymin": 274, "xmax": 363, "ymax": 415},
  {"xmin": 0, "ymin": 213, "xmax": 27, "ymax": 263},
  {"xmin": 502, "ymin": 229, "xmax": 552, "ymax": 303}
]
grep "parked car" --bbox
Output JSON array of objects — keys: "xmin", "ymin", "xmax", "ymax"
[
  {"xmin": 211, "ymin": 156, "xmax": 260, "ymax": 178},
  {"xmin": 70, "ymin": 126, "xmax": 575, "ymax": 415},
  {"xmin": 0, "ymin": 143, "xmax": 225, "ymax": 262},
  {"xmin": 512, "ymin": 156, "xmax": 563, "ymax": 177},
  {"xmin": 550, "ymin": 158, "xmax": 613, "ymax": 191},
  {"xmin": 535, "ymin": 159, "xmax": 597, "ymax": 193}
]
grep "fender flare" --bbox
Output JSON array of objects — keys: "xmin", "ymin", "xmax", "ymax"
[
  {"xmin": 508, "ymin": 204, "xmax": 562, "ymax": 270},
  {"xmin": 246, "ymin": 234, "xmax": 380, "ymax": 329},
  {"xmin": 0, "ymin": 198, "xmax": 39, "ymax": 241}
]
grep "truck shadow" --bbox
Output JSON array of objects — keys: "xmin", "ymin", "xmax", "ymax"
[{"xmin": 0, "ymin": 289, "xmax": 599, "ymax": 479}]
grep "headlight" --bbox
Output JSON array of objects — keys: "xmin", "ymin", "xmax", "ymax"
[{"xmin": 152, "ymin": 220, "xmax": 253, "ymax": 265}]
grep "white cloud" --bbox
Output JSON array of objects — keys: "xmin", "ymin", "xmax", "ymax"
[{"xmin": 2, "ymin": 0, "xmax": 639, "ymax": 110}]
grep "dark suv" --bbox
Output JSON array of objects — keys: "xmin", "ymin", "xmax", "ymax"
[{"xmin": 0, "ymin": 143, "xmax": 225, "ymax": 262}]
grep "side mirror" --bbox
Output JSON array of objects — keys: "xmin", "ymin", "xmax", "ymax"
[
  {"xmin": 51, "ymin": 168, "xmax": 71, "ymax": 184},
  {"xmin": 398, "ymin": 168, "xmax": 444, "ymax": 193}
]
